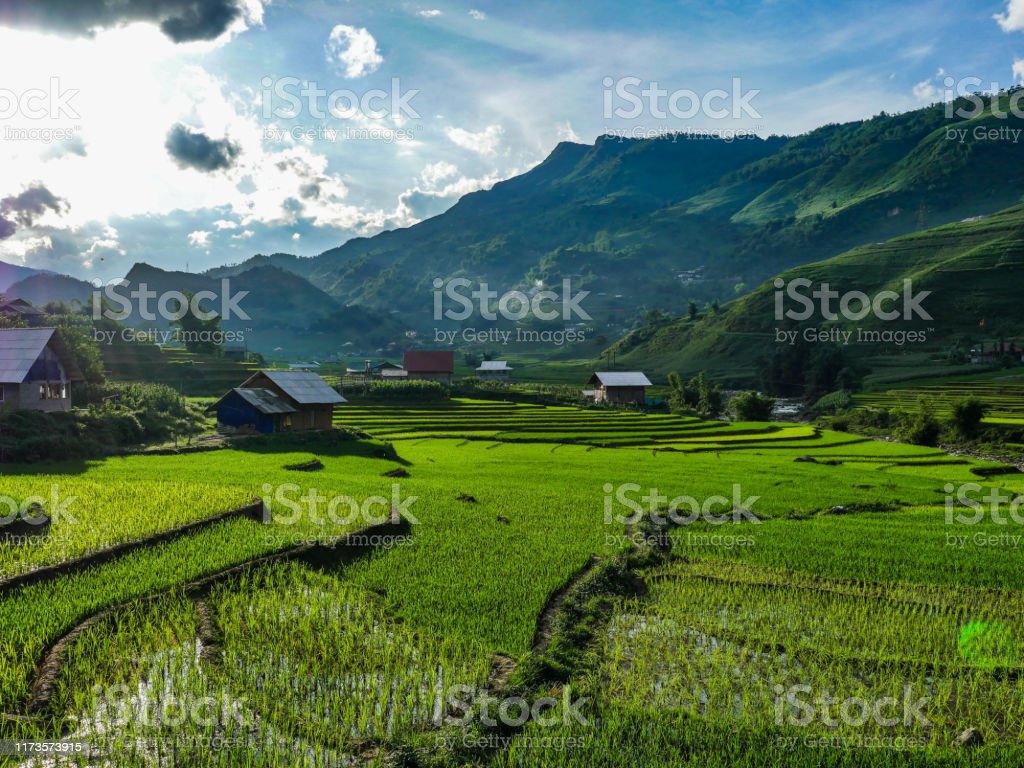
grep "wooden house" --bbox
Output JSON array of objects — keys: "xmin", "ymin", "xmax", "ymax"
[
  {"xmin": 476, "ymin": 360, "xmax": 513, "ymax": 382},
  {"xmin": 0, "ymin": 327, "xmax": 82, "ymax": 412},
  {"xmin": 586, "ymin": 371, "xmax": 651, "ymax": 406},
  {"xmin": 403, "ymin": 350, "xmax": 455, "ymax": 384},
  {"xmin": 216, "ymin": 369, "xmax": 346, "ymax": 433}
]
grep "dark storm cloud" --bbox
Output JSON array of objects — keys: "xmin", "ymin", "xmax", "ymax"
[
  {"xmin": 0, "ymin": 0, "xmax": 246, "ymax": 43},
  {"xmin": 165, "ymin": 123, "xmax": 241, "ymax": 172},
  {"xmin": 0, "ymin": 184, "xmax": 69, "ymax": 240}
]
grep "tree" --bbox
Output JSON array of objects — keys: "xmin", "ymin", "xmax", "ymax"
[
  {"xmin": 667, "ymin": 370, "xmax": 722, "ymax": 418},
  {"xmin": 687, "ymin": 301, "xmax": 698, "ymax": 321},
  {"xmin": 950, "ymin": 398, "xmax": 988, "ymax": 439},
  {"xmin": 730, "ymin": 391, "xmax": 775, "ymax": 421},
  {"xmin": 170, "ymin": 293, "xmax": 222, "ymax": 354}
]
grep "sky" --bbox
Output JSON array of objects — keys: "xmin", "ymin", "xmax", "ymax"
[{"xmin": 0, "ymin": 0, "xmax": 1023, "ymax": 282}]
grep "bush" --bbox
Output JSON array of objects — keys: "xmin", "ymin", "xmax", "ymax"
[
  {"xmin": 0, "ymin": 383, "xmax": 207, "ymax": 462},
  {"xmin": 730, "ymin": 391, "xmax": 776, "ymax": 421},
  {"xmin": 811, "ymin": 389, "xmax": 852, "ymax": 415},
  {"xmin": 894, "ymin": 402, "xmax": 943, "ymax": 447},
  {"xmin": 362, "ymin": 379, "xmax": 450, "ymax": 402},
  {"xmin": 950, "ymin": 398, "xmax": 988, "ymax": 439},
  {"xmin": 667, "ymin": 371, "xmax": 722, "ymax": 417}
]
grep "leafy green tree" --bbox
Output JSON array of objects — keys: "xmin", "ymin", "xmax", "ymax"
[
  {"xmin": 667, "ymin": 370, "xmax": 722, "ymax": 418},
  {"xmin": 950, "ymin": 398, "xmax": 988, "ymax": 439},
  {"xmin": 170, "ymin": 292, "xmax": 222, "ymax": 354},
  {"xmin": 730, "ymin": 391, "xmax": 775, "ymax": 421}
]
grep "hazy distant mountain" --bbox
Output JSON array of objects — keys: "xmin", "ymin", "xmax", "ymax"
[
  {"xmin": 204, "ymin": 252, "xmax": 317, "ymax": 280},
  {"xmin": 0, "ymin": 260, "xmax": 50, "ymax": 294},
  {"xmin": 4, "ymin": 272, "xmax": 94, "ymax": 307}
]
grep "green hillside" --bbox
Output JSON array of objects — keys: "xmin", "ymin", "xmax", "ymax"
[
  {"xmin": 101, "ymin": 343, "xmax": 261, "ymax": 397},
  {"xmin": 292, "ymin": 93, "xmax": 1024, "ymax": 346},
  {"xmin": 614, "ymin": 203, "xmax": 1024, "ymax": 385}
]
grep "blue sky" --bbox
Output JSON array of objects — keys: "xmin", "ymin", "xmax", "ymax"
[{"xmin": 0, "ymin": 0, "xmax": 1023, "ymax": 281}]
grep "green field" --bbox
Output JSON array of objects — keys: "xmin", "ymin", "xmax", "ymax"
[
  {"xmin": 853, "ymin": 372, "xmax": 1024, "ymax": 425},
  {"xmin": 2, "ymin": 399, "xmax": 1023, "ymax": 766}
]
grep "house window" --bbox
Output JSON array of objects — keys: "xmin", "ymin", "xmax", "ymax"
[{"xmin": 38, "ymin": 383, "xmax": 67, "ymax": 400}]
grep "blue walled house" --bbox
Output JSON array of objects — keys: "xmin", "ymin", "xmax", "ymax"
[
  {"xmin": 214, "ymin": 387, "xmax": 297, "ymax": 434},
  {"xmin": 214, "ymin": 370, "xmax": 347, "ymax": 434}
]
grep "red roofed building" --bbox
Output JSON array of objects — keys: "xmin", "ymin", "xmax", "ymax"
[{"xmin": 403, "ymin": 350, "xmax": 455, "ymax": 385}]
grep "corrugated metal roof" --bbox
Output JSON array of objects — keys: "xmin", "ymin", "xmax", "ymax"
[
  {"xmin": 589, "ymin": 371, "xmax": 652, "ymax": 387},
  {"xmin": 0, "ymin": 299, "xmax": 44, "ymax": 316},
  {"xmin": 477, "ymin": 360, "xmax": 512, "ymax": 371},
  {"xmin": 230, "ymin": 387, "xmax": 297, "ymax": 414},
  {"xmin": 258, "ymin": 370, "xmax": 347, "ymax": 405},
  {"xmin": 0, "ymin": 327, "xmax": 72, "ymax": 384},
  {"xmin": 403, "ymin": 350, "xmax": 454, "ymax": 373}
]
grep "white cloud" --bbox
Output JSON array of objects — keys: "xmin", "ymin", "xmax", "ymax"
[
  {"xmin": 445, "ymin": 124, "xmax": 504, "ymax": 155},
  {"xmin": 187, "ymin": 230, "xmax": 211, "ymax": 247},
  {"xmin": 291, "ymin": 232, "xmax": 301, "ymax": 240},
  {"xmin": 1014, "ymin": 59, "xmax": 1024, "ymax": 83},
  {"xmin": 213, "ymin": 218, "xmax": 238, "ymax": 229},
  {"xmin": 912, "ymin": 69, "xmax": 946, "ymax": 103},
  {"xmin": 469, "ymin": 9, "xmax": 487, "ymax": 20},
  {"xmin": 420, "ymin": 160, "xmax": 459, "ymax": 186},
  {"xmin": 393, "ymin": 161, "xmax": 510, "ymax": 224},
  {"xmin": 912, "ymin": 78, "xmax": 938, "ymax": 102},
  {"xmin": 556, "ymin": 121, "xmax": 581, "ymax": 142},
  {"xmin": 325, "ymin": 25, "xmax": 383, "ymax": 78},
  {"xmin": 995, "ymin": 0, "xmax": 1024, "ymax": 32},
  {"xmin": 417, "ymin": 9, "xmax": 443, "ymax": 18}
]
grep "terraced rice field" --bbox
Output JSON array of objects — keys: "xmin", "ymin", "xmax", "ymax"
[
  {"xmin": 3, "ymin": 399, "xmax": 1024, "ymax": 766},
  {"xmin": 338, "ymin": 399, "xmax": 821, "ymax": 448},
  {"xmin": 853, "ymin": 375, "xmax": 1024, "ymax": 425}
]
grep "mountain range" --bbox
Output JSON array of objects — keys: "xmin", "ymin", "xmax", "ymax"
[{"xmin": 4, "ymin": 92, "xmax": 1024, "ymax": 367}]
